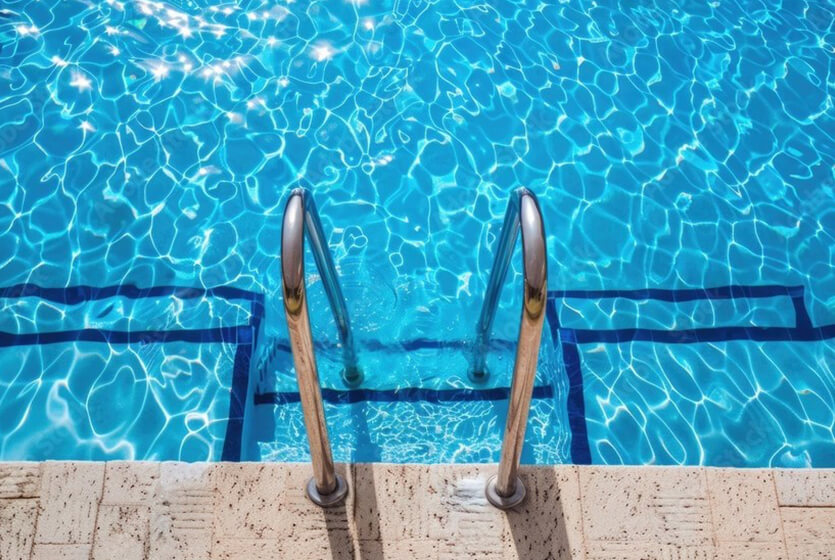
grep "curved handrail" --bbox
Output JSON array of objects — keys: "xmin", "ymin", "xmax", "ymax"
[
  {"xmin": 281, "ymin": 187, "xmax": 359, "ymax": 506},
  {"xmin": 472, "ymin": 187, "xmax": 548, "ymax": 509}
]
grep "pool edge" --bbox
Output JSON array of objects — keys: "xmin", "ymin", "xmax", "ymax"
[{"xmin": 1, "ymin": 461, "xmax": 832, "ymax": 558}]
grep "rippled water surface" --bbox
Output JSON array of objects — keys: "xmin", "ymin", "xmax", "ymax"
[{"xmin": 0, "ymin": 0, "xmax": 833, "ymax": 465}]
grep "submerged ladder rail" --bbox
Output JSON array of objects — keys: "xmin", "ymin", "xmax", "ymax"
[
  {"xmin": 472, "ymin": 187, "xmax": 548, "ymax": 510},
  {"xmin": 281, "ymin": 187, "xmax": 359, "ymax": 507}
]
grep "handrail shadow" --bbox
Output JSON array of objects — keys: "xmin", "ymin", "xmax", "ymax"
[{"xmin": 505, "ymin": 466, "xmax": 580, "ymax": 559}]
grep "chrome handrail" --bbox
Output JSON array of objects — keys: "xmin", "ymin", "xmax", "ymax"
[
  {"xmin": 472, "ymin": 187, "xmax": 548, "ymax": 510},
  {"xmin": 281, "ymin": 187, "xmax": 360, "ymax": 507}
]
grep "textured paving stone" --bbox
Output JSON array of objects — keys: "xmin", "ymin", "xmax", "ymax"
[
  {"xmin": 102, "ymin": 462, "xmax": 159, "ymax": 505},
  {"xmin": 712, "ymin": 542, "xmax": 787, "ymax": 559},
  {"xmin": 285, "ymin": 463, "xmax": 355, "ymax": 543},
  {"xmin": 213, "ymin": 463, "xmax": 290, "ymax": 539},
  {"xmin": 580, "ymin": 467, "xmax": 712, "ymax": 546},
  {"xmin": 150, "ymin": 463, "xmax": 214, "ymax": 560},
  {"xmin": 428, "ymin": 465, "xmax": 506, "ymax": 543},
  {"xmin": 1, "ymin": 462, "xmax": 833, "ymax": 560},
  {"xmin": 0, "ymin": 464, "xmax": 40, "ymax": 499},
  {"xmin": 706, "ymin": 469, "xmax": 783, "ymax": 544},
  {"xmin": 428, "ymin": 465, "xmax": 585, "ymax": 559},
  {"xmin": 373, "ymin": 539, "xmax": 439, "ymax": 559},
  {"xmin": 211, "ymin": 538, "xmax": 281, "ymax": 559},
  {"xmin": 92, "ymin": 505, "xmax": 150, "ymax": 560},
  {"xmin": 35, "ymin": 462, "xmax": 104, "ymax": 545},
  {"xmin": 774, "ymin": 470, "xmax": 835, "ymax": 507},
  {"xmin": 781, "ymin": 506, "xmax": 835, "ymax": 560},
  {"xmin": 585, "ymin": 542, "xmax": 716, "ymax": 559},
  {"xmin": 506, "ymin": 466, "xmax": 585, "ymax": 560},
  {"xmin": 30, "ymin": 544, "xmax": 91, "ymax": 560},
  {"xmin": 0, "ymin": 499, "xmax": 38, "ymax": 560},
  {"xmin": 354, "ymin": 463, "xmax": 430, "ymax": 541},
  {"xmin": 438, "ymin": 538, "xmax": 505, "ymax": 559}
]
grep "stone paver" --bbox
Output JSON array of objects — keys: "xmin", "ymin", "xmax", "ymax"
[
  {"xmin": 286, "ymin": 463, "xmax": 356, "ymax": 544},
  {"xmin": 213, "ymin": 463, "xmax": 289, "ymax": 539},
  {"xmin": 774, "ymin": 469, "xmax": 835, "ymax": 507},
  {"xmin": 780, "ymin": 506, "xmax": 835, "ymax": 560},
  {"xmin": 150, "ymin": 462, "xmax": 213, "ymax": 560},
  {"xmin": 354, "ymin": 463, "xmax": 430, "ymax": 541},
  {"xmin": 102, "ymin": 462, "xmax": 159, "ymax": 505},
  {"xmin": 31, "ymin": 544, "xmax": 92, "ymax": 560},
  {"xmin": 584, "ymin": 542, "xmax": 716, "ymax": 559},
  {"xmin": 0, "ymin": 499, "xmax": 38, "ymax": 560},
  {"xmin": 0, "ymin": 464, "xmax": 40, "ymax": 499},
  {"xmin": 35, "ymin": 462, "xmax": 104, "ymax": 545},
  {"xmin": 580, "ymin": 467, "xmax": 713, "ymax": 546},
  {"xmin": 712, "ymin": 542, "xmax": 787, "ymax": 560},
  {"xmin": 505, "ymin": 466, "xmax": 586, "ymax": 560},
  {"xmin": 706, "ymin": 469, "xmax": 784, "ymax": 545},
  {"xmin": 211, "ymin": 539, "xmax": 280, "ymax": 560},
  {"xmin": 92, "ymin": 505, "xmax": 150, "ymax": 560},
  {"xmin": 0, "ymin": 462, "xmax": 832, "ymax": 560}
]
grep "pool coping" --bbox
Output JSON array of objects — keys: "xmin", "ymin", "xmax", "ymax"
[{"xmin": 0, "ymin": 462, "xmax": 832, "ymax": 559}]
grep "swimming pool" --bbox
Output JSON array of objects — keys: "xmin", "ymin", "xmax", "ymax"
[{"xmin": 0, "ymin": 0, "xmax": 833, "ymax": 467}]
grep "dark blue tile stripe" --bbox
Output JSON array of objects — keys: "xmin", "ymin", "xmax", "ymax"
[
  {"xmin": 0, "ymin": 326, "xmax": 250, "ymax": 347},
  {"xmin": 561, "ymin": 341, "xmax": 591, "ymax": 465},
  {"xmin": 0, "ymin": 283, "xmax": 262, "ymax": 304},
  {"xmin": 222, "ymin": 339, "xmax": 253, "ymax": 461},
  {"xmin": 546, "ymin": 297, "xmax": 591, "ymax": 464},
  {"xmin": 792, "ymin": 296, "xmax": 813, "ymax": 330},
  {"xmin": 549, "ymin": 284, "xmax": 804, "ymax": 302},
  {"xmin": 566, "ymin": 325, "xmax": 835, "ymax": 345},
  {"xmin": 254, "ymin": 384, "xmax": 555, "ymax": 405}
]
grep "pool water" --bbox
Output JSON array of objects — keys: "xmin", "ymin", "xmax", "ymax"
[{"xmin": 0, "ymin": 0, "xmax": 833, "ymax": 466}]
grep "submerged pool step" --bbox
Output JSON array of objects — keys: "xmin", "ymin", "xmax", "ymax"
[
  {"xmin": 258, "ymin": 393, "xmax": 568, "ymax": 464},
  {"xmin": 0, "ymin": 284, "xmax": 263, "ymax": 462},
  {"xmin": 248, "ymin": 333, "xmax": 568, "ymax": 465},
  {"xmin": 251, "ymin": 334, "xmax": 556, "ymax": 398}
]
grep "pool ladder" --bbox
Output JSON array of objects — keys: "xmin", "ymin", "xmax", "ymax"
[
  {"xmin": 281, "ymin": 187, "xmax": 360, "ymax": 507},
  {"xmin": 472, "ymin": 187, "xmax": 547, "ymax": 509},
  {"xmin": 280, "ymin": 186, "xmax": 546, "ymax": 510}
]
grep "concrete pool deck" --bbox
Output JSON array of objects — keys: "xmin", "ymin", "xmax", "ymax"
[{"xmin": 0, "ymin": 463, "xmax": 832, "ymax": 559}]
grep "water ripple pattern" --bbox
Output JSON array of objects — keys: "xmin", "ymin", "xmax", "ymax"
[{"xmin": 0, "ymin": 0, "xmax": 833, "ymax": 464}]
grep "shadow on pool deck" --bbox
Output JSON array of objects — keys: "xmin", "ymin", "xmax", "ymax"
[
  {"xmin": 317, "ymin": 464, "xmax": 581, "ymax": 559},
  {"xmin": 507, "ymin": 467, "xmax": 578, "ymax": 559}
]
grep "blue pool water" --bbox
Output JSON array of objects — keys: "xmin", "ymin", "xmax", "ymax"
[{"xmin": 0, "ymin": 0, "xmax": 833, "ymax": 467}]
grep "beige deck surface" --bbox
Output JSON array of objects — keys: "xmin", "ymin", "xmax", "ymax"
[{"xmin": 0, "ymin": 462, "xmax": 832, "ymax": 559}]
